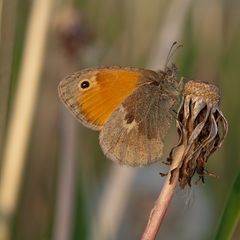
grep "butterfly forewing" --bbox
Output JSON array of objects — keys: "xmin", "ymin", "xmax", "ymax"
[{"xmin": 58, "ymin": 67, "xmax": 154, "ymax": 130}]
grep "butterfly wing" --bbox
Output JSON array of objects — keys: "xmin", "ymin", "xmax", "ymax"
[
  {"xmin": 99, "ymin": 83, "xmax": 177, "ymax": 166},
  {"xmin": 58, "ymin": 67, "xmax": 155, "ymax": 130}
]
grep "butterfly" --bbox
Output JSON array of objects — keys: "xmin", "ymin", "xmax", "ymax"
[{"xmin": 58, "ymin": 61, "xmax": 182, "ymax": 166}]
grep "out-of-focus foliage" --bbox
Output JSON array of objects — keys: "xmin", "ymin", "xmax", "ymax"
[{"xmin": 215, "ymin": 172, "xmax": 240, "ymax": 240}]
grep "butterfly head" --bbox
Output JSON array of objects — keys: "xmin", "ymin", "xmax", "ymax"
[{"xmin": 156, "ymin": 63, "xmax": 181, "ymax": 98}]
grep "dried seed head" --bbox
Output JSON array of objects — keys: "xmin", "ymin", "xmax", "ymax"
[
  {"xmin": 168, "ymin": 80, "xmax": 228, "ymax": 188},
  {"xmin": 184, "ymin": 80, "xmax": 220, "ymax": 105}
]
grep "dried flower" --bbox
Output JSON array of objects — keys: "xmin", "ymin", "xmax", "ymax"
[{"xmin": 168, "ymin": 80, "xmax": 228, "ymax": 188}]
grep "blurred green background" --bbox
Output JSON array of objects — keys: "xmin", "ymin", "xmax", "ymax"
[{"xmin": 0, "ymin": 0, "xmax": 239, "ymax": 239}]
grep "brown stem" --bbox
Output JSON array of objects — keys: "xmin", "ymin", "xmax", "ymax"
[{"xmin": 141, "ymin": 145, "xmax": 185, "ymax": 240}]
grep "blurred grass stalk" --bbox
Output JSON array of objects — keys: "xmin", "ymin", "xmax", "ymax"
[
  {"xmin": 0, "ymin": 0, "xmax": 54, "ymax": 239},
  {"xmin": 52, "ymin": 6, "xmax": 81, "ymax": 240},
  {"xmin": 90, "ymin": 166, "xmax": 136, "ymax": 240},
  {"xmin": 148, "ymin": 0, "xmax": 192, "ymax": 70},
  {"xmin": 90, "ymin": 0, "xmax": 192, "ymax": 239},
  {"xmin": 53, "ymin": 111, "xmax": 76, "ymax": 240},
  {"xmin": 215, "ymin": 172, "xmax": 240, "ymax": 240},
  {"xmin": 192, "ymin": 0, "xmax": 223, "ymax": 81},
  {"xmin": 0, "ymin": 0, "xmax": 3, "ymax": 39},
  {"xmin": 0, "ymin": 0, "xmax": 18, "ymax": 163}
]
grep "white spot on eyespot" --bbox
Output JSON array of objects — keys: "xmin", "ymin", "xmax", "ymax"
[{"xmin": 78, "ymin": 79, "xmax": 90, "ymax": 90}]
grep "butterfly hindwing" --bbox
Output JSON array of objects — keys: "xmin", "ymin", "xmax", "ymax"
[{"xmin": 99, "ymin": 83, "xmax": 177, "ymax": 166}]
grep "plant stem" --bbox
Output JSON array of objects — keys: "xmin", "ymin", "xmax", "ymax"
[{"xmin": 141, "ymin": 145, "xmax": 185, "ymax": 240}]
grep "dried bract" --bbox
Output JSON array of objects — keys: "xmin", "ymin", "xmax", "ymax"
[{"xmin": 168, "ymin": 80, "xmax": 228, "ymax": 188}]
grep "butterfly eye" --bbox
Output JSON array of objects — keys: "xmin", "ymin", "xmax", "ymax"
[{"xmin": 79, "ymin": 80, "xmax": 90, "ymax": 89}]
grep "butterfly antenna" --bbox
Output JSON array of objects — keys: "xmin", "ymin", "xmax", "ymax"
[
  {"xmin": 165, "ymin": 41, "xmax": 183, "ymax": 69},
  {"xmin": 165, "ymin": 41, "xmax": 177, "ymax": 68}
]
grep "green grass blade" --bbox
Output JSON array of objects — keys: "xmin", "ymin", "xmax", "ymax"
[{"xmin": 215, "ymin": 172, "xmax": 240, "ymax": 240}]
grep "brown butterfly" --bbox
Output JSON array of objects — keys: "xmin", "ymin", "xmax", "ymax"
[{"xmin": 58, "ymin": 45, "xmax": 182, "ymax": 166}]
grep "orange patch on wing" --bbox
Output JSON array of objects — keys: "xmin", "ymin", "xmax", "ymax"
[{"xmin": 78, "ymin": 69, "xmax": 141, "ymax": 127}]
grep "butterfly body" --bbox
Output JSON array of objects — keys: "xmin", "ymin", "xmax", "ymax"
[{"xmin": 58, "ymin": 65, "xmax": 181, "ymax": 166}]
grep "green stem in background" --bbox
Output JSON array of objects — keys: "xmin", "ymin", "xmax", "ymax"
[{"xmin": 215, "ymin": 171, "xmax": 240, "ymax": 240}]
